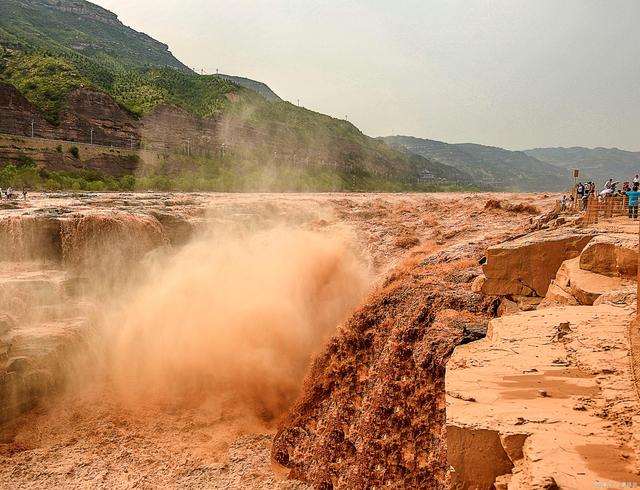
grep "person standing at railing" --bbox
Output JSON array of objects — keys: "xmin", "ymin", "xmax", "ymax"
[
  {"xmin": 582, "ymin": 191, "xmax": 589, "ymax": 211},
  {"xmin": 626, "ymin": 188, "xmax": 640, "ymax": 220}
]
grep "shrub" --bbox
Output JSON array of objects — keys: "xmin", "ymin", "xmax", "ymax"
[
  {"xmin": 121, "ymin": 175, "xmax": 136, "ymax": 190},
  {"xmin": 87, "ymin": 180, "xmax": 105, "ymax": 191},
  {"xmin": 16, "ymin": 155, "xmax": 36, "ymax": 168},
  {"xmin": 69, "ymin": 146, "xmax": 80, "ymax": 159}
]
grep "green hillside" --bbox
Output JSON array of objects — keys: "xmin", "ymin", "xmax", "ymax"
[
  {"xmin": 0, "ymin": 0, "xmax": 189, "ymax": 71},
  {"xmin": 384, "ymin": 135, "xmax": 566, "ymax": 192},
  {"xmin": 0, "ymin": 0, "xmax": 478, "ymax": 191}
]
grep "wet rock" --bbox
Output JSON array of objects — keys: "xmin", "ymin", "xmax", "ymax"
[
  {"xmin": 149, "ymin": 211, "xmax": 194, "ymax": 246},
  {"xmin": 0, "ymin": 279, "xmax": 62, "ymax": 319},
  {"xmin": 61, "ymin": 276, "xmax": 91, "ymax": 297},
  {"xmin": 459, "ymin": 323, "xmax": 488, "ymax": 345},
  {"xmin": 482, "ymin": 230, "xmax": 594, "ymax": 297}
]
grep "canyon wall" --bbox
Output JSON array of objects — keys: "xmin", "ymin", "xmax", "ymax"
[
  {"xmin": 0, "ymin": 83, "xmax": 291, "ymax": 160},
  {"xmin": 0, "ymin": 83, "xmax": 412, "ymax": 179}
]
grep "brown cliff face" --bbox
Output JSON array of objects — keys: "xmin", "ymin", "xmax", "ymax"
[
  {"xmin": 42, "ymin": 0, "xmax": 122, "ymax": 27},
  {"xmin": 0, "ymin": 84, "xmax": 57, "ymax": 139},
  {"xmin": 0, "ymin": 83, "xmax": 139, "ymax": 147},
  {"xmin": 0, "ymin": 82, "xmax": 410, "ymax": 179},
  {"xmin": 272, "ymin": 247, "xmax": 498, "ymax": 489},
  {"xmin": 58, "ymin": 88, "xmax": 139, "ymax": 148},
  {"xmin": 0, "ymin": 135, "xmax": 141, "ymax": 177}
]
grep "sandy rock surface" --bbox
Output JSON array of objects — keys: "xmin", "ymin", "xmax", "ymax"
[
  {"xmin": 447, "ymin": 305, "xmax": 640, "ymax": 489},
  {"xmin": 579, "ymin": 233, "xmax": 638, "ymax": 278},
  {"xmin": 481, "ymin": 230, "xmax": 594, "ymax": 297}
]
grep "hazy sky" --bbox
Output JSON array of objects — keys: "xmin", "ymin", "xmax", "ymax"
[{"xmin": 92, "ymin": 0, "xmax": 639, "ymax": 150}]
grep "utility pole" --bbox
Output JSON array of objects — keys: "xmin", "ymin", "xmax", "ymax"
[
  {"xmin": 30, "ymin": 120, "xmax": 34, "ymax": 138},
  {"xmin": 185, "ymin": 139, "xmax": 191, "ymax": 156},
  {"xmin": 90, "ymin": 127, "xmax": 94, "ymax": 145},
  {"xmin": 221, "ymin": 143, "xmax": 225, "ymax": 159},
  {"xmin": 297, "ymin": 99, "xmax": 300, "ymax": 107}
]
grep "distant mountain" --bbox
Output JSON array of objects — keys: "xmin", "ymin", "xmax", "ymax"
[
  {"xmin": 384, "ymin": 136, "xmax": 567, "ymax": 191},
  {"xmin": 524, "ymin": 147, "xmax": 640, "ymax": 185},
  {"xmin": 394, "ymin": 146, "xmax": 474, "ymax": 184}
]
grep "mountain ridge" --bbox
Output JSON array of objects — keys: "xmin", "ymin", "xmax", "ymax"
[
  {"xmin": 524, "ymin": 147, "xmax": 640, "ymax": 185},
  {"xmin": 384, "ymin": 135, "xmax": 566, "ymax": 191}
]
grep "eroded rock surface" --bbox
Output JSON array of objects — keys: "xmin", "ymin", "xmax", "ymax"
[
  {"xmin": 579, "ymin": 233, "xmax": 638, "ymax": 278},
  {"xmin": 447, "ymin": 306, "xmax": 640, "ymax": 489},
  {"xmin": 551, "ymin": 257, "xmax": 629, "ymax": 306},
  {"xmin": 481, "ymin": 230, "xmax": 594, "ymax": 297}
]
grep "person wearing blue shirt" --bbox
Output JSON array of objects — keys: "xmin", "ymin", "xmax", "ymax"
[{"xmin": 626, "ymin": 190, "xmax": 640, "ymax": 220}]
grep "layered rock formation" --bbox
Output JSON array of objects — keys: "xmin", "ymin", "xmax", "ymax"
[
  {"xmin": 0, "ymin": 83, "xmax": 141, "ymax": 147},
  {"xmin": 551, "ymin": 257, "xmax": 629, "ymax": 306},
  {"xmin": 0, "ymin": 84, "xmax": 57, "ymax": 139},
  {"xmin": 481, "ymin": 230, "xmax": 594, "ymax": 297},
  {"xmin": 446, "ymin": 213, "xmax": 640, "ymax": 488},
  {"xmin": 579, "ymin": 234, "xmax": 638, "ymax": 278},
  {"xmin": 0, "ymin": 82, "xmax": 430, "ymax": 181}
]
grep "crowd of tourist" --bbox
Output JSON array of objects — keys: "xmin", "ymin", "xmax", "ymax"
[{"xmin": 562, "ymin": 174, "xmax": 640, "ymax": 220}]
